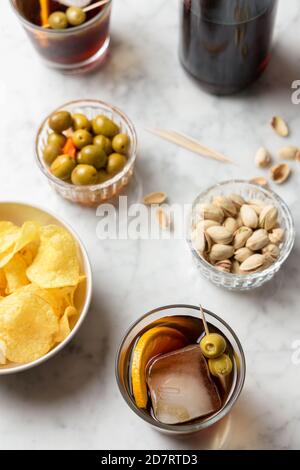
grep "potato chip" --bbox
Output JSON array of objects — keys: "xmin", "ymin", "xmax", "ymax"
[
  {"xmin": 26, "ymin": 225, "xmax": 80, "ymax": 288},
  {"xmin": 3, "ymin": 254, "xmax": 30, "ymax": 294},
  {"xmin": 0, "ymin": 222, "xmax": 20, "ymax": 255},
  {"xmin": 17, "ymin": 284, "xmax": 65, "ymax": 318},
  {"xmin": 0, "ymin": 339, "xmax": 6, "ymax": 365},
  {"xmin": 0, "ymin": 269, "xmax": 7, "ymax": 296},
  {"xmin": 0, "ymin": 291, "xmax": 58, "ymax": 364},
  {"xmin": 0, "ymin": 221, "xmax": 40, "ymax": 269},
  {"xmin": 54, "ymin": 310, "xmax": 71, "ymax": 343}
]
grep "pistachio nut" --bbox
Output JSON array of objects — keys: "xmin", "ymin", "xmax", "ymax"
[
  {"xmin": 240, "ymin": 254, "xmax": 265, "ymax": 274},
  {"xmin": 213, "ymin": 196, "xmax": 237, "ymax": 217},
  {"xmin": 234, "ymin": 247, "xmax": 254, "ymax": 263},
  {"xmin": 206, "ymin": 226, "xmax": 233, "ymax": 245},
  {"xmin": 246, "ymin": 229, "xmax": 269, "ymax": 251},
  {"xmin": 223, "ymin": 217, "xmax": 239, "ymax": 234},
  {"xmin": 192, "ymin": 229, "xmax": 212, "ymax": 254},
  {"xmin": 248, "ymin": 204, "xmax": 263, "ymax": 216},
  {"xmin": 259, "ymin": 205, "xmax": 278, "ymax": 231},
  {"xmin": 263, "ymin": 253, "xmax": 275, "ymax": 267},
  {"xmin": 231, "ymin": 260, "xmax": 241, "ymax": 274},
  {"xmin": 240, "ymin": 204, "xmax": 258, "ymax": 229},
  {"xmin": 197, "ymin": 203, "xmax": 224, "ymax": 223},
  {"xmin": 229, "ymin": 194, "xmax": 245, "ymax": 210},
  {"xmin": 191, "ymin": 229, "xmax": 206, "ymax": 254},
  {"xmin": 262, "ymin": 243, "xmax": 280, "ymax": 260},
  {"xmin": 195, "ymin": 219, "xmax": 220, "ymax": 232},
  {"xmin": 269, "ymin": 228, "xmax": 284, "ymax": 245},
  {"xmin": 255, "ymin": 147, "xmax": 271, "ymax": 168},
  {"xmin": 278, "ymin": 146, "xmax": 299, "ymax": 161},
  {"xmin": 271, "ymin": 116, "xmax": 289, "ymax": 137},
  {"xmin": 215, "ymin": 259, "xmax": 232, "ymax": 273},
  {"xmin": 209, "ymin": 244, "xmax": 234, "ymax": 262},
  {"xmin": 236, "ymin": 214, "xmax": 243, "ymax": 228},
  {"xmin": 233, "ymin": 226, "xmax": 253, "ymax": 249}
]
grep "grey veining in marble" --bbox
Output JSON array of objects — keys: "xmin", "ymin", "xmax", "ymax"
[{"xmin": 0, "ymin": 0, "xmax": 300, "ymax": 450}]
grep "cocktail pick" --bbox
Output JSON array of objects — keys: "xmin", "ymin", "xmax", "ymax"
[
  {"xmin": 42, "ymin": 0, "xmax": 111, "ymax": 28},
  {"xmin": 199, "ymin": 304, "xmax": 210, "ymax": 336}
]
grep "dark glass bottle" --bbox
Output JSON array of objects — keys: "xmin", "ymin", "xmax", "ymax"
[{"xmin": 179, "ymin": 0, "xmax": 278, "ymax": 95}]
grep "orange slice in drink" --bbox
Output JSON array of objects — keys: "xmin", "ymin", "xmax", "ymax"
[{"xmin": 131, "ymin": 326, "xmax": 187, "ymax": 409}]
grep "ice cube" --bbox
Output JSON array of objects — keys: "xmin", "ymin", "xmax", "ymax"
[{"xmin": 147, "ymin": 344, "xmax": 222, "ymax": 425}]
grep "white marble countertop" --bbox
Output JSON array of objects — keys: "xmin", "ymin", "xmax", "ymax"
[{"xmin": 0, "ymin": 0, "xmax": 300, "ymax": 450}]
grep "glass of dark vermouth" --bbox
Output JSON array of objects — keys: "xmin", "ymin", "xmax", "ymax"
[
  {"xmin": 116, "ymin": 304, "xmax": 246, "ymax": 434},
  {"xmin": 179, "ymin": 0, "xmax": 278, "ymax": 94},
  {"xmin": 10, "ymin": 0, "xmax": 112, "ymax": 72}
]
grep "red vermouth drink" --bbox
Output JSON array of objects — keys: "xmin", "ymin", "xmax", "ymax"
[
  {"xmin": 179, "ymin": 0, "xmax": 278, "ymax": 95},
  {"xmin": 116, "ymin": 305, "xmax": 245, "ymax": 433},
  {"xmin": 10, "ymin": 0, "xmax": 112, "ymax": 72}
]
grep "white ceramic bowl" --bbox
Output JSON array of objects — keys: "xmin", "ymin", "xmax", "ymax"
[{"xmin": 0, "ymin": 202, "xmax": 92, "ymax": 375}]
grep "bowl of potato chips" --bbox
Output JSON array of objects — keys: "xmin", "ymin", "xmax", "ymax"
[{"xmin": 0, "ymin": 202, "xmax": 92, "ymax": 374}]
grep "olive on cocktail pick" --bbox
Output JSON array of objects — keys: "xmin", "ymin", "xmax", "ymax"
[
  {"xmin": 208, "ymin": 354, "xmax": 233, "ymax": 377},
  {"xmin": 48, "ymin": 11, "xmax": 68, "ymax": 29},
  {"xmin": 66, "ymin": 6, "xmax": 86, "ymax": 26},
  {"xmin": 199, "ymin": 305, "xmax": 227, "ymax": 359}
]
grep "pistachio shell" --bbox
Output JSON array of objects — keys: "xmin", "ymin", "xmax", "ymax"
[
  {"xmin": 271, "ymin": 116, "xmax": 289, "ymax": 137},
  {"xmin": 249, "ymin": 177, "xmax": 268, "ymax": 187},
  {"xmin": 229, "ymin": 194, "xmax": 246, "ymax": 209},
  {"xmin": 240, "ymin": 205, "xmax": 258, "ymax": 229},
  {"xmin": 269, "ymin": 228, "xmax": 285, "ymax": 245},
  {"xmin": 156, "ymin": 208, "xmax": 170, "ymax": 230},
  {"xmin": 196, "ymin": 203, "xmax": 224, "ymax": 223},
  {"xmin": 259, "ymin": 205, "xmax": 278, "ymax": 231},
  {"xmin": 209, "ymin": 244, "xmax": 234, "ymax": 262},
  {"xmin": 240, "ymin": 254, "xmax": 265, "ymax": 273},
  {"xmin": 223, "ymin": 217, "xmax": 239, "ymax": 234},
  {"xmin": 278, "ymin": 146, "xmax": 299, "ymax": 161},
  {"xmin": 234, "ymin": 247, "xmax": 254, "ymax": 263},
  {"xmin": 262, "ymin": 243, "xmax": 280, "ymax": 260},
  {"xmin": 255, "ymin": 147, "xmax": 271, "ymax": 168},
  {"xmin": 233, "ymin": 226, "xmax": 253, "ymax": 249},
  {"xmin": 215, "ymin": 259, "xmax": 232, "ymax": 273},
  {"xmin": 270, "ymin": 163, "xmax": 291, "ymax": 184},
  {"xmin": 246, "ymin": 229, "xmax": 269, "ymax": 251},
  {"xmin": 213, "ymin": 196, "xmax": 237, "ymax": 217},
  {"xmin": 206, "ymin": 226, "xmax": 233, "ymax": 245},
  {"xmin": 143, "ymin": 192, "xmax": 167, "ymax": 205}
]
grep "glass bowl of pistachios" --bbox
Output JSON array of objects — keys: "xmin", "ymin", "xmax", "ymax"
[{"xmin": 187, "ymin": 180, "xmax": 295, "ymax": 291}]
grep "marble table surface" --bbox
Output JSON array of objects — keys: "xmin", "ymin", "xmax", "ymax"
[{"xmin": 0, "ymin": 0, "xmax": 300, "ymax": 450}]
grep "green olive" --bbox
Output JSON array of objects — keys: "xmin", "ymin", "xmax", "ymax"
[
  {"xmin": 112, "ymin": 133, "xmax": 130, "ymax": 155},
  {"xmin": 43, "ymin": 143, "xmax": 62, "ymax": 165},
  {"xmin": 72, "ymin": 113, "xmax": 91, "ymax": 131},
  {"xmin": 208, "ymin": 354, "xmax": 233, "ymax": 377},
  {"xmin": 93, "ymin": 135, "xmax": 112, "ymax": 155},
  {"xmin": 107, "ymin": 153, "xmax": 127, "ymax": 175},
  {"xmin": 97, "ymin": 170, "xmax": 111, "ymax": 184},
  {"xmin": 72, "ymin": 129, "xmax": 93, "ymax": 149},
  {"xmin": 49, "ymin": 111, "xmax": 73, "ymax": 133},
  {"xmin": 71, "ymin": 164, "xmax": 98, "ymax": 186},
  {"xmin": 200, "ymin": 333, "xmax": 227, "ymax": 359},
  {"xmin": 48, "ymin": 11, "xmax": 68, "ymax": 30},
  {"xmin": 47, "ymin": 132, "xmax": 66, "ymax": 148},
  {"xmin": 92, "ymin": 115, "xmax": 120, "ymax": 138},
  {"xmin": 77, "ymin": 145, "xmax": 107, "ymax": 169},
  {"xmin": 66, "ymin": 6, "xmax": 86, "ymax": 26},
  {"xmin": 50, "ymin": 155, "xmax": 76, "ymax": 181}
]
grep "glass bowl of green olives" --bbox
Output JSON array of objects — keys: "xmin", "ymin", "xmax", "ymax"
[
  {"xmin": 35, "ymin": 99, "xmax": 137, "ymax": 206},
  {"xmin": 187, "ymin": 180, "xmax": 295, "ymax": 291}
]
